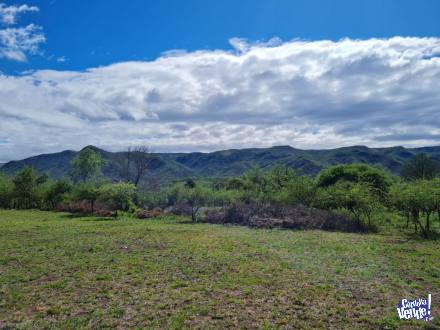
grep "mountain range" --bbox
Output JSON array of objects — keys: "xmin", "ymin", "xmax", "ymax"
[{"xmin": 1, "ymin": 145, "xmax": 440, "ymax": 185}]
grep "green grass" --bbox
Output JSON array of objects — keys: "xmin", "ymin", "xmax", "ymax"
[{"xmin": 0, "ymin": 210, "xmax": 439, "ymax": 329}]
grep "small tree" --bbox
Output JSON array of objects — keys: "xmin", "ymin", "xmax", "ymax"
[
  {"xmin": 99, "ymin": 182, "xmax": 136, "ymax": 218},
  {"xmin": 45, "ymin": 179, "xmax": 73, "ymax": 209},
  {"xmin": 12, "ymin": 166, "xmax": 39, "ymax": 209},
  {"xmin": 70, "ymin": 147, "xmax": 105, "ymax": 183},
  {"xmin": 0, "ymin": 174, "xmax": 13, "ymax": 209},
  {"xmin": 175, "ymin": 184, "xmax": 214, "ymax": 222},
  {"xmin": 401, "ymin": 153, "xmax": 440, "ymax": 181},
  {"xmin": 282, "ymin": 176, "xmax": 316, "ymax": 207},
  {"xmin": 72, "ymin": 183, "xmax": 101, "ymax": 213},
  {"xmin": 315, "ymin": 181, "xmax": 378, "ymax": 227},
  {"xmin": 116, "ymin": 145, "xmax": 151, "ymax": 186},
  {"xmin": 389, "ymin": 180, "xmax": 438, "ymax": 237},
  {"xmin": 316, "ymin": 164, "xmax": 392, "ymax": 199}
]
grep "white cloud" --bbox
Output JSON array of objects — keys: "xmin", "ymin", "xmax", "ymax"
[
  {"xmin": 0, "ymin": 3, "xmax": 44, "ymax": 61},
  {"xmin": 1, "ymin": 37, "xmax": 440, "ymax": 161},
  {"xmin": 0, "ymin": 24, "xmax": 45, "ymax": 61},
  {"xmin": 0, "ymin": 3, "xmax": 39, "ymax": 25}
]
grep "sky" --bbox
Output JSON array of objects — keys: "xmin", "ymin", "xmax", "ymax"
[{"xmin": 0, "ymin": 0, "xmax": 440, "ymax": 162}]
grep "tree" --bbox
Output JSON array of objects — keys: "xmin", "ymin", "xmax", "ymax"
[
  {"xmin": 72, "ymin": 183, "xmax": 101, "ymax": 213},
  {"xmin": 175, "ymin": 184, "xmax": 214, "ymax": 222},
  {"xmin": 389, "ymin": 180, "xmax": 438, "ymax": 237},
  {"xmin": 99, "ymin": 182, "xmax": 136, "ymax": 218},
  {"xmin": 316, "ymin": 164, "xmax": 392, "ymax": 199},
  {"xmin": 12, "ymin": 166, "xmax": 39, "ymax": 209},
  {"xmin": 315, "ymin": 181, "xmax": 378, "ymax": 226},
  {"xmin": 0, "ymin": 174, "xmax": 13, "ymax": 209},
  {"xmin": 401, "ymin": 153, "xmax": 440, "ymax": 181},
  {"xmin": 70, "ymin": 147, "xmax": 105, "ymax": 183},
  {"xmin": 282, "ymin": 176, "xmax": 316, "ymax": 207},
  {"xmin": 267, "ymin": 164, "xmax": 298, "ymax": 191},
  {"xmin": 116, "ymin": 145, "xmax": 151, "ymax": 186},
  {"xmin": 45, "ymin": 179, "xmax": 73, "ymax": 209}
]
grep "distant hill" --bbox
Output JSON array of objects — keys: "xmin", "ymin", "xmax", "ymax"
[{"xmin": 1, "ymin": 145, "xmax": 440, "ymax": 185}]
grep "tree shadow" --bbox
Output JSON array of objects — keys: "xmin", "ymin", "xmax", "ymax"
[
  {"xmin": 60, "ymin": 213, "xmax": 117, "ymax": 221},
  {"xmin": 177, "ymin": 220, "xmax": 196, "ymax": 224},
  {"xmin": 406, "ymin": 231, "xmax": 440, "ymax": 241}
]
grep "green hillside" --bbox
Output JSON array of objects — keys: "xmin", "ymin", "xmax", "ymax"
[{"xmin": 2, "ymin": 145, "xmax": 440, "ymax": 183}]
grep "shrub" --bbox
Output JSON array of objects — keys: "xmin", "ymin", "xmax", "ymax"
[
  {"xmin": 99, "ymin": 182, "xmax": 136, "ymax": 218},
  {"xmin": 203, "ymin": 203, "xmax": 369, "ymax": 233},
  {"xmin": 166, "ymin": 203, "xmax": 193, "ymax": 216},
  {"xmin": 137, "ymin": 207, "xmax": 163, "ymax": 219}
]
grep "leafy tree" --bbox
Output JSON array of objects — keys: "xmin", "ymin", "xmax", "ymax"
[
  {"xmin": 45, "ymin": 179, "xmax": 73, "ymax": 209},
  {"xmin": 316, "ymin": 164, "xmax": 392, "ymax": 198},
  {"xmin": 12, "ymin": 166, "xmax": 39, "ymax": 209},
  {"xmin": 174, "ymin": 184, "xmax": 215, "ymax": 222},
  {"xmin": 315, "ymin": 181, "xmax": 378, "ymax": 226},
  {"xmin": 72, "ymin": 183, "xmax": 101, "ymax": 213},
  {"xmin": 401, "ymin": 153, "xmax": 440, "ymax": 181},
  {"xmin": 239, "ymin": 166, "xmax": 268, "ymax": 195},
  {"xmin": 99, "ymin": 182, "xmax": 136, "ymax": 218},
  {"xmin": 432, "ymin": 178, "xmax": 440, "ymax": 225},
  {"xmin": 70, "ymin": 147, "xmax": 105, "ymax": 183},
  {"xmin": 225, "ymin": 177, "xmax": 246, "ymax": 190},
  {"xmin": 266, "ymin": 164, "xmax": 298, "ymax": 191},
  {"xmin": 389, "ymin": 180, "xmax": 439, "ymax": 237},
  {"xmin": 0, "ymin": 174, "xmax": 13, "ymax": 209},
  {"xmin": 36, "ymin": 173, "xmax": 49, "ymax": 185}
]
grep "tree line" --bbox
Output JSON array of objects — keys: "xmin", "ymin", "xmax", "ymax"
[{"xmin": 1, "ymin": 147, "xmax": 439, "ymax": 237}]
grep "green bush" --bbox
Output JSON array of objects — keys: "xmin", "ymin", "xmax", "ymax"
[{"xmin": 99, "ymin": 182, "xmax": 136, "ymax": 217}]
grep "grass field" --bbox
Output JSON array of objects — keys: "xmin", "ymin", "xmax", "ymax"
[{"xmin": 0, "ymin": 210, "xmax": 439, "ymax": 329}]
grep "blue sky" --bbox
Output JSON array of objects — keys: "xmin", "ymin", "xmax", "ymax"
[
  {"xmin": 2, "ymin": 0, "xmax": 440, "ymax": 74},
  {"xmin": 0, "ymin": 1, "xmax": 440, "ymax": 161}
]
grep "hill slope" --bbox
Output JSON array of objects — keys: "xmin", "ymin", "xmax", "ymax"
[{"xmin": 1, "ymin": 145, "xmax": 440, "ymax": 183}]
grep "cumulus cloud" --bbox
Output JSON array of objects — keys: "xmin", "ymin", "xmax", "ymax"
[
  {"xmin": 0, "ymin": 3, "xmax": 38, "ymax": 25},
  {"xmin": 0, "ymin": 2, "xmax": 44, "ymax": 61},
  {"xmin": 1, "ymin": 37, "xmax": 440, "ymax": 161}
]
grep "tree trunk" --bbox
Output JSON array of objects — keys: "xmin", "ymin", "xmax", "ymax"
[
  {"xmin": 426, "ymin": 212, "xmax": 431, "ymax": 233},
  {"xmin": 412, "ymin": 209, "xmax": 419, "ymax": 234},
  {"xmin": 191, "ymin": 206, "xmax": 200, "ymax": 223}
]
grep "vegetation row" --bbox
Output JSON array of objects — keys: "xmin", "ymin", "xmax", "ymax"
[{"xmin": 1, "ymin": 147, "xmax": 440, "ymax": 238}]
